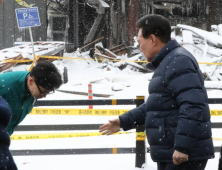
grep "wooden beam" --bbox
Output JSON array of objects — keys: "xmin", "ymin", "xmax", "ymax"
[
  {"xmin": 80, "ymin": 37, "xmax": 104, "ymax": 52},
  {"xmin": 57, "ymin": 89, "xmax": 112, "ymax": 98}
]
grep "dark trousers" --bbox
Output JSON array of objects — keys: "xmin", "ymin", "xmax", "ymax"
[
  {"xmin": 219, "ymin": 147, "xmax": 222, "ymax": 170},
  {"xmin": 157, "ymin": 160, "xmax": 208, "ymax": 170}
]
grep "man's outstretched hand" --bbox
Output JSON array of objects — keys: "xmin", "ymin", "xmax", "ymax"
[{"xmin": 99, "ymin": 118, "xmax": 120, "ymax": 135}]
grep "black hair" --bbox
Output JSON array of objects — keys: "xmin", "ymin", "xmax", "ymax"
[
  {"xmin": 30, "ymin": 61, "xmax": 62, "ymax": 90},
  {"xmin": 136, "ymin": 14, "xmax": 171, "ymax": 43}
]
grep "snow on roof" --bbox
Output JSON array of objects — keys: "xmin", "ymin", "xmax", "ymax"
[{"xmin": 0, "ymin": 41, "xmax": 65, "ymax": 61}]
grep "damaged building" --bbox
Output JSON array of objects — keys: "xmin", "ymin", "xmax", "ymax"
[
  {"xmin": 0, "ymin": 0, "xmax": 222, "ymax": 51},
  {"xmin": 64, "ymin": 0, "xmax": 222, "ymax": 51}
]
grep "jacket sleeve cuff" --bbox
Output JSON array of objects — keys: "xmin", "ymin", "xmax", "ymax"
[
  {"xmin": 119, "ymin": 115, "xmax": 133, "ymax": 131},
  {"xmin": 174, "ymin": 147, "xmax": 189, "ymax": 155}
]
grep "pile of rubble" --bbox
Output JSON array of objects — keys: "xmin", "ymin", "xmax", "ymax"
[
  {"xmin": 0, "ymin": 42, "xmax": 65, "ymax": 72},
  {"xmin": 71, "ymin": 37, "xmax": 152, "ymax": 74},
  {"xmin": 1, "ymin": 24, "xmax": 222, "ymax": 82},
  {"xmin": 69, "ymin": 25, "xmax": 222, "ymax": 82},
  {"xmin": 173, "ymin": 24, "xmax": 222, "ymax": 81}
]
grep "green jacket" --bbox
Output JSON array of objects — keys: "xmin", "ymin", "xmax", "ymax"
[{"xmin": 0, "ymin": 71, "xmax": 35, "ymax": 135}]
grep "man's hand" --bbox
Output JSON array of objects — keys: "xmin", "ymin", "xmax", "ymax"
[
  {"xmin": 99, "ymin": 118, "xmax": 120, "ymax": 135},
  {"xmin": 172, "ymin": 150, "xmax": 189, "ymax": 165}
]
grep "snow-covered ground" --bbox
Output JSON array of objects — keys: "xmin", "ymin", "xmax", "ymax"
[
  {"xmin": 0, "ymin": 24, "xmax": 222, "ymax": 170},
  {"xmin": 8, "ymin": 57, "xmax": 222, "ymax": 170}
]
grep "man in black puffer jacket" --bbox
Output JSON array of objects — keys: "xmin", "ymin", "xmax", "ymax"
[
  {"xmin": 0, "ymin": 97, "xmax": 17, "ymax": 169},
  {"xmin": 100, "ymin": 14, "xmax": 214, "ymax": 170}
]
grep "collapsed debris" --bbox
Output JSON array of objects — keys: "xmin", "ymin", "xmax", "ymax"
[
  {"xmin": 173, "ymin": 24, "xmax": 222, "ymax": 81},
  {"xmin": 0, "ymin": 42, "xmax": 65, "ymax": 72},
  {"xmin": 1, "ymin": 25, "xmax": 222, "ymax": 96},
  {"xmin": 0, "ymin": 54, "xmax": 23, "ymax": 72},
  {"xmin": 86, "ymin": 38, "xmax": 152, "ymax": 73}
]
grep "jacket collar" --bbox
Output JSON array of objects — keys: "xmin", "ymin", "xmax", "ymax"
[
  {"xmin": 146, "ymin": 39, "xmax": 180, "ymax": 70},
  {"xmin": 18, "ymin": 72, "xmax": 32, "ymax": 100}
]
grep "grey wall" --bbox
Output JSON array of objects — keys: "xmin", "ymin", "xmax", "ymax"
[{"xmin": 0, "ymin": 0, "xmax": 47, "ymax": 50}]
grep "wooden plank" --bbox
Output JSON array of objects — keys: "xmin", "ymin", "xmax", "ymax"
[
  {"xmin": 84, "ymin": 14, "xmax": 104, "ymax": 44},
  {"xmin": 79, "ymin": 37, "xmax": 104, "ymax": 52},
  {"xmin": 109, "ymin": 44, "xmax": 125, "ymax": 51},
  {"xmin": 95, "ymin": 45, "xmax": 117, "ymax": 58},
  {"xmin": 94, "ymin": 53, "xmax": 116, "ymax": 61},
  {"xmin": 0, "ymin": 54, "xmax": 23, "ymax": 72},
  {"xmin": 126, "ymin": 62, "xmax": 152, "ymax": 73},
  {"xmin": 113, "ymin": 48, "xmax": 127, "ymax": 56},
  {"xmin": 57, "ymin": 89, "xmax": 112, "ymax": 98}
]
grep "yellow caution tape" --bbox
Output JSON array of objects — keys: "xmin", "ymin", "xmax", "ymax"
[
  {"xmin": 2, "ymin": 55, "xmax": 222, "ymax": 65},
  {"xmin": 0, "ymin": 56, "xmax": 147, "ymax": 63},
  {"xmin": 10, "ymin": 131, "xmax": 133, "ymax": 140},
  {"xmin": 15, "ymin": 0, "xmax": 35, "ymax": 8},
  {"xmin": 29, "ymin": 55, "xmax": 39, "ymax": 71},
  {"xmin": 39, "ymin": 55, "xmax": 149, "ymax": 63},
  {"xmin": 37, "ymin": 56, "xmax": 222, "ymax": 65},
  {"xmin": 210, "ymin": 110, "xmax": 222, "ymax": 116},
  {"xmin": 30, "ymin": 108, "xmax": 129, "ymax": 116},
  {"xmin": 30, "ymin": 108, "xmax": 222, "ymax": 116},
  {"xmin": 199, "ymin": 62, "xmax": 222, "ymax": 65},
  {"xmin": 0, "ymin": 59, "xmax": 33, "ymax": 63},
  {"xmin": 213, "ymin": 138, "xmax": 222, "ymax": 141},
  {"xmin": 40, "ymin": 56, "xmax": 81, "ymax": 60},
  {"xmin": 10, "ymin": 130, "xmax": 222, "ymax": 141},
  {"xmin": 136, "ymin": 132, "xmax": 146, "ymax": 141}
]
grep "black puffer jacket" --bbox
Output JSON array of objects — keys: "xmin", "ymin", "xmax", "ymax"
[
  {"xmin": 0, "ymin": 97, "xmax": 17, "ymax": 169},
  {"xmin": 119, "ymin": 40, "xmax": 214, "ymax": 162}
]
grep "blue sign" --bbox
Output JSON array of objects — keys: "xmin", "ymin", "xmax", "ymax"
[{"xmin": 15, "ymin": 7, "xmax": 41, "ymax": 28}]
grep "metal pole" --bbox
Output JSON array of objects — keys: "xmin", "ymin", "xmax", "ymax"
[
  {"xmin": 135, "ymin": 96, "xmax": 146, "ymax": 168},
  {"xmin": 29, "ymin": 27, "xmax": 36, "ymax": 64},
  {"xmin": 63, "ymin": 67, "xmax": 68, "ymax": 84},
  {"xmin": 88, "ymin": 84, "xmax": 93, "ymax": 109}
]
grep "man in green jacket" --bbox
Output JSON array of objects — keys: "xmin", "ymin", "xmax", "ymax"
[{"xmin": 0, "ymin": 61, "xmax": 62, "ymax": 135}]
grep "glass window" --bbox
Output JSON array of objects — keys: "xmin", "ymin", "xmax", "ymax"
[
  {"xmin": 52, "ymin": 33, "xmax": 65, "ymax": 41},
  {"xmin": 52, "ymin": 17, "xmax": 66, "ymax": 31}
]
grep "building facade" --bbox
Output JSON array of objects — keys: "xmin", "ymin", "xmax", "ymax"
[
  {"xmin": 0, "ymin": 0, "xmax": 47, "ymax": 50},
  {"xmin": 1, "ymin": 0, "xmax": 222, "ymax": 51}
]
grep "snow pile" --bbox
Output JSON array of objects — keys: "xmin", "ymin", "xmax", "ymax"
[
  {"xmin": 177, "ymin": 24, "xmax": 222, "ymax": 47},
  {"xmin": 173, "ymin": 24, "xmax": 222, "ymax": 81},
  {"xmin": 0, "ymin": 25, "xmax": 220, "ymax": 170}
]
